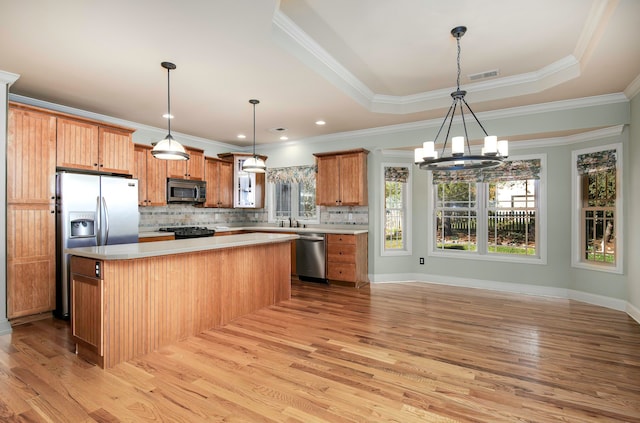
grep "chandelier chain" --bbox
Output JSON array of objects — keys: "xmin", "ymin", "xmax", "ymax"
[{"xmin": 456, "ymin": 36, "xmax": 461, "ymax": 91}]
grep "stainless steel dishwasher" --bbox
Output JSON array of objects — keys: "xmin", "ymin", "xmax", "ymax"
[{"xmin": 296, "ymin": 233, "xmax": 327, "ymax": 283}]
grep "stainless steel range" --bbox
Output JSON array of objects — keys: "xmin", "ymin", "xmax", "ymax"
[{"xmin": 158, "ymin": 226, "xmax": 215, "ymax": 239}]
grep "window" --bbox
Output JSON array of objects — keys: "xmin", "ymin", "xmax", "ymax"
[
  {"xmin": 267, "ymin": 165, "xmax": 318, "ymax": 223},
  {"xmin": 382, "ymin": 164, "xmax": 412, "ymax": 255},
  {"xmin": 572, "ymin": 144, "xmax": 622, "ymax": 273},
  {"xmin": 429, "ymin": 157, "xmax": 544, "ymax": 263}
]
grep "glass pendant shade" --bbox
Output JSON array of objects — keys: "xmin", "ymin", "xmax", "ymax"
[
  {"xmin": 152, "ymin": 134, "xmax": 189, "ymax": 160},
  {"xmin": 242, "ymin": 156, "xmax": 266, "ymax": 173}
]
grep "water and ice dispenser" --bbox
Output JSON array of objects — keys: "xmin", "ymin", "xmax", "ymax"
[{"xmin": 69, "ymin": 212, "xmax": 96, "ymax": 238}]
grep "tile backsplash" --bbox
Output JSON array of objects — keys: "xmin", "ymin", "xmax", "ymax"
[{"xmin": 139, "ymin": 205, "xmax": 368, "ymax": 230}]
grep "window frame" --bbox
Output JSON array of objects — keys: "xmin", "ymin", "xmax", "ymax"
[
  {"xmin": 427, "ymin": 154, "xmax": 547, "ymax": 265},
  {"xmin": 267, "ymin": 180, "xmax": 319, "ymax": 225},
  {"xmin": 571, "ymin": 143, "xmax": 623, "ymax": 274},
  {"xmin": 381, "ymin": 162, "xmax": 412, "ymax": 257}
]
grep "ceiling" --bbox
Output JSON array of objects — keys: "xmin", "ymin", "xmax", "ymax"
[{"xmin": 2, "ymin": 0, "xmax": 639, "ymax": 148}]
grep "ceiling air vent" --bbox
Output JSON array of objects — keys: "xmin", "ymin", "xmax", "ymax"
[{"xmin": 468, "ymin": 69, "xmax": 499, "ymax": 81}]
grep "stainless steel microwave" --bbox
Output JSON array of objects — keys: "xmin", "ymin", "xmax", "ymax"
[{"xmin": 167, "ymin": 178, "xmax": 206, "ymax": 203}]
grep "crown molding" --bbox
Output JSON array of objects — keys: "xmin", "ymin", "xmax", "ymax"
[
  {"xmin": 258, "ymin": 93, "xmax": 628, "ymax": 150},
  {"xmin": 0, "ymin": 70, "xmax": 19, "ymax": 86},
  {"xmin": 8, "ymin": 94, "xmax": 240, "ymax": 151},
  {"xmin": 624, "ymin": 73, "xmax": 640, "ymax": 99},
  {"xmin": 511, "ymin": 125, "xmax": 625, "ymax": 150},
  {"xmin": 272, "ymin": 6, "xmax": 611, "ymax": 115},
  {"xmin": 272, "ymin": 10, "xmax": 374, "ymax": 110}
]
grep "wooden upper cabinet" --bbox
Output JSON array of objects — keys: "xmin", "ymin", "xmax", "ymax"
[
  {"xmin": 7, "ymin": 105, "xmax": 56, "ymax": 204},
  {"xmin": 314, "ymin": 149, "xmax": 369, "ymax": 206},
  {"xmin": 166, "ymin": 147, "xmax": 205, "ymax": 180},
  {"xmin": 204, "ymin": 157, "xmax": 233, "ymax": 208},
  {"xmin": 134, "ymin": 144, "xmax": 167, "ymax": 207},
  {"xmin": 56, "ymin": 118, "xmax": 99, "ymax": 171},
  {"xmin": 57, "ymin": 117, "xmax": 134, "ymax": 175},
  {"xmin": 217, "ymin": 153, "xmax": 267, "ymax": 209},
  {"xmin": 98, "ymin": 127, "xmax": 134, "ymax": 174}
]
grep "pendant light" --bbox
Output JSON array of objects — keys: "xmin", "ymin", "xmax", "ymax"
[
  {"xmin": 414, "ymin": 26, "xmax": 508, "ymax": 171},
  {"xmin": 242, "ymin": 99, "xmax": 266, "ymax": 173},
  {"xmin": 152, "ymin": 61, "xmax": 189, "ymax": 160}
]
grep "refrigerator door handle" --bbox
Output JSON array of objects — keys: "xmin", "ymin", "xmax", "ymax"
[
  {"xmin": 96, "ymin": 196, "xmax": 102, "ymax": 245},
  {"xmin": 102, "ymin": 196, "xmax": 110, "ymax": 245}
]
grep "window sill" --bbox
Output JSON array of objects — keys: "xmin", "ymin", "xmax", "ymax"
[
  {"xmin": 429, "ymin": 250, "xmax": 546, "ymax": 265},
  {"xmin": 571, "ymin": 261, "xmax": 622, "ymax": 274}
]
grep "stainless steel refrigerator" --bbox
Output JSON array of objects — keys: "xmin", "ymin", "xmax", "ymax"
[{"xmin": 55, "ymin": 172, "xmax": 139, "ymax": 318}]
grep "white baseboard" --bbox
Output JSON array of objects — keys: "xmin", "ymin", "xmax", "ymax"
[
  {"xmin": 627, "ymin": 302, "xmax": 640, "ymax": 325},
  {"xmin": 371, "ymin": 273, "xmax": 636, "ymax": 324}
]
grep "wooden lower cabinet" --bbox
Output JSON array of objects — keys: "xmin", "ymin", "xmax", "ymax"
[
  {"xmin": 326, "ymin": 233, "xmax": 369, "ymax": 287},
  {"xmin": 71, "ymin": 257, "xmax": 104, "ymax": 367},
  {"xmin": 7, "ymin": 204, "xmax": 56, "ymax": 319},
  {"xmin": 70, "ymin": 241, "xmax": 292, "ymax": 368}
]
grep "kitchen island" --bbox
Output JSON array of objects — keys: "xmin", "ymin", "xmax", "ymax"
[{"xmin": 67, "ymin": 233, "xmax": 297, "ymax": 368}]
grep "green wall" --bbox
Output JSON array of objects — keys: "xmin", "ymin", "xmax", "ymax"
[{"xmin": 628, "ymin": 93, "xmax": 640, "ymax": 310}]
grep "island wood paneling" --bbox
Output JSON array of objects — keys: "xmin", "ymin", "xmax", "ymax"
[{"xmin": 72, "ymin": 242, "xmax": 291, "ymax": 368}]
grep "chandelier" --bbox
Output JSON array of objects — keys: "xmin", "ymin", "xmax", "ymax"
[{"xmin": 415, "ymin": 26, "xmax": 508, "ymax": 171}]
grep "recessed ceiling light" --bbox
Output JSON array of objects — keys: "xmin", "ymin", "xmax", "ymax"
[
  {"xmin": 315, "ymin": 120, "xmax": 326, "ymax": 126},
  {"xmin": 237, "ymin": 134, "xmax": 246, "ymax": 139},
  {"xmin": 280, "ymin": 136, "xmax": 289, "ymax": 141},
  {"xmin": 162, "ymin": 113, "xmax": 174, "ymax": 119}
]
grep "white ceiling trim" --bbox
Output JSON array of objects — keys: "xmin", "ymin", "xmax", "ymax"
[
  {"xmin": 624, "ymin": 73, "xmax": 640, "ymax": 99},
  {"xmin": 8, "ymin": 94, "xmax": 242, "ymax": 152},
  {"xmin": 513, "ymin": 125, "xmax": 624, "ymax": 149},
  {"xmin": 371, "ymin": 56, "xmax": 581, "ymax": 114},
  {"xmin": 258, "ymin": 93, "xmax": 627, "ymax": 150},
  {"xmin": 0, "ymin": 70, "xmax": 20, "ymax": 86},
  {"xmin": 271, "ymin": 4, "xmax": 617, "ymax": 115},
  {"xmin": 271, "ymin": 10, "xmax": 374, "ymax": 110}
]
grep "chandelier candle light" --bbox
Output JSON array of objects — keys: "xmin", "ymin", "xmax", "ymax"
[
  {"xmin": 415, "ymin": 26, "xmax": 508, "ymax": 171},
  {"xmin": 242, "ymin": 99, "xmax": 267, "ymax": 173},
  {"xmin": 152, "ymin": 61, "xmax": 190, "ymax": 160}
]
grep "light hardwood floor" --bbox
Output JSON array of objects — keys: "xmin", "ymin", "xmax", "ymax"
[{"xmin": 1, "ymin": 281, "xmax": 639, "ymax": 422}]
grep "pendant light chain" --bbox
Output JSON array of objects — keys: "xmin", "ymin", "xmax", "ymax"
[{"xmin": 252, "ymin": 101, "xmax": 256, "ymax": 157}]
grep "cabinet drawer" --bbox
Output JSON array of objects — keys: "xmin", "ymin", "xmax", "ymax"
[
  {"xmin": 327, "ymin": 244, "xmax": 356, "ymax": 263},
  {"xmin": 70, "ymin": 256, "xmax": 103, "ymax": 278},
  {"xmin": 327, "ymin": 263, "xmax": 356, "ymax": 281},
  {"xmin": 327, "ymin": 234, "xmax": 356, "ymax": 245}
]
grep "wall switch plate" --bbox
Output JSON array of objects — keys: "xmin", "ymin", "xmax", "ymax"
[
  {"xmin": 348, "ymin": 213, "xmax": 353, "ymax": 220},
  {"xmin": 419, "ymin": 257, "xmax": 425, "ymax": 265}
]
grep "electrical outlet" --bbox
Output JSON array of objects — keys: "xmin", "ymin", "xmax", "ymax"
[
  {"xmin": 419, "ymin": 257, "xmax": 425, "ymax": 265},
  {"xmin": 348, "ymin": 213, "xmax": 353, "ymax": 221}
]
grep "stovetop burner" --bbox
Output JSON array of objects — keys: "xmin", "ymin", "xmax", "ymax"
[{"xmin": 158, "ymin": 226, "xmax": 215, "ymax": 239}]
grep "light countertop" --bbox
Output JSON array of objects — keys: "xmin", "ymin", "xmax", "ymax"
[
  {"xmin": 139, "ymin": 226, "xmax": 368, "ymax": 238},
  {"xmin": 66, "ymin": 233, "xmax": 299, "ymax": 260}
]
